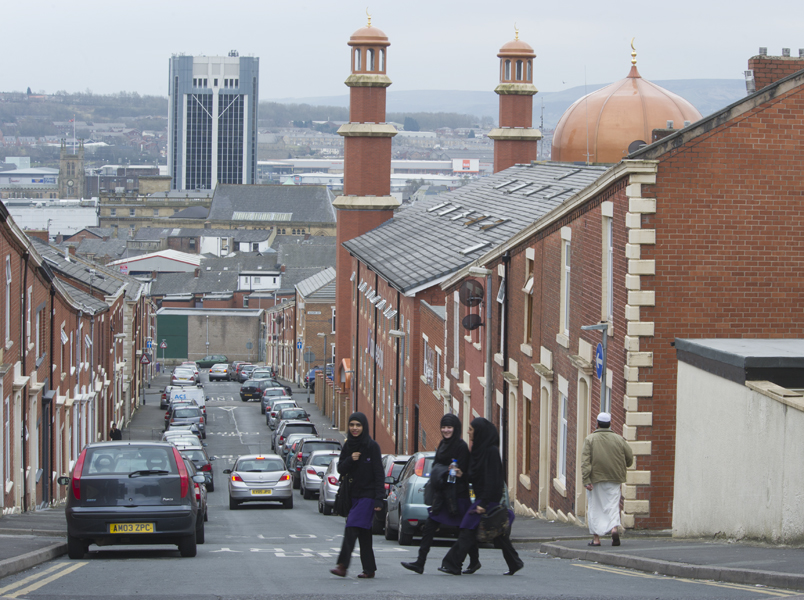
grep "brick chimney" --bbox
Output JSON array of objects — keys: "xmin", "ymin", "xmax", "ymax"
[
  {"xmin": 747, "ymin": 47, "xmax": 804, "ymax": 91},
  {"xmin": 488, "ymin": 30, "xmax": 542, "ymax": 172},
  {"xmin": 26, "ymin": 230, "xmax": 49, "ymax": 242},
  {"xmin": 68, "ymin": 245, "xmax": 76, "ymax": 256}
]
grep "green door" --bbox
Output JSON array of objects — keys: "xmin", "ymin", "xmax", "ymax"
[{"xmin": 157, "ymin": 314, "xmax": 188, "ymax": 360}]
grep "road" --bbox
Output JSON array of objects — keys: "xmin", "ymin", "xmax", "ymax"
[{"xmin": 0, "ymin": 373, "xmax": 799, "ymax": 600}]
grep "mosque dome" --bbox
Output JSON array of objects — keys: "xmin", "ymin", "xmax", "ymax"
[{"xmin": 551, "ymin": 50, "xmax": 702, "ymax": 164}]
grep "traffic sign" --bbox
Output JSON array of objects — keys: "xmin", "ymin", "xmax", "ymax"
[
  {"xmin": 595, "ymin": 343, "xmax": 604, "ymax": 379},
  {"xmin": 140, "ymin": 353, "xmax": 151, "ymax": 365},
  {"xmin": 303, "ymin": 351, "xmax": 315, "ymax": 363},
  {"xmin": 146, "ymin": 339, "xmax": 152, "ymax": 350},
  {"xmin": 297, "ymin": 341, "xmax": 303, "ymax": 350},
  {"xmin": 160, "ymin": 341, "xmax": 167, "ymax": 349}
]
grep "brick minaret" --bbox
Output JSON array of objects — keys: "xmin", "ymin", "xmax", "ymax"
[
  {"xmin": 488, "ymin": 31, "xmax": 542, "ymax": 173},
  {"xmin": 333, "ymin": 18, "xmax": 398, "ymax": 389}
]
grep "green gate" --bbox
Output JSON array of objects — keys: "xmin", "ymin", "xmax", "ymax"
[{"xmin": 156, "ymin": 314, "xmax": 188, "ymax": 360}]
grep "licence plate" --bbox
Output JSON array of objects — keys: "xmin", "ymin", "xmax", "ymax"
[
  {"xmin": 109, "ymin": 523, "xmax": 154, "ymax": 533},
  {"xmin": 251, "ymin": 489, "xmax": 272, "ymax": 495}
]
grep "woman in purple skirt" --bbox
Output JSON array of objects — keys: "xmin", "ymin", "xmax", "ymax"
[{"xmin": 330, "ymin": 412, "xmax": 384, "ymax": 579}]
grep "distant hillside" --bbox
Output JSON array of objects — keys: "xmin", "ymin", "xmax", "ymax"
[{"xmin": 269, "ymin": 79, "xmax": 746, "ymax": 130}]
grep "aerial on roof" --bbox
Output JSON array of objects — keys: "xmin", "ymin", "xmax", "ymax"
[
  {"xmin": 207, "ymin": 184, "xmax": 336, "ymax": 224},
  {"xmin": 343, "ymin": 162, "xmax": 608, "ymax": 294}
]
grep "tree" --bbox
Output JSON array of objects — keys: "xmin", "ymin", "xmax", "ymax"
[
  {"xmin": 403, "ymin": 116, "xmax": 420, "ymax": 132},
  {"xmin": 467, "ymin": 130, "xmax": 475, "ymax": 138},
  {"xmin": 26, "ymin": 87, "xmax": 32, "ymax": 96}
]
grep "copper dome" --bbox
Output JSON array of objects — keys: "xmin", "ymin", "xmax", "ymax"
[
  {"xmin": 551, "ymin": 65, "xmax": 702, "ymax": 164},
  {"xmin": 348, "ymin": 25, "xmax": 390, "ymax": 47},
  {"xmin": 498, "ymin": 39, "xmax": 535, "ymax": 59}
]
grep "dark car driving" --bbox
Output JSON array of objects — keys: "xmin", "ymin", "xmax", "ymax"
[{"xmin": 59, "ymin": 442, "xmax": 205, "ymax": 559}]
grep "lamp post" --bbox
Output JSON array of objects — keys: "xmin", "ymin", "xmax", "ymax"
[{"xmin": 317, "ymin": 332, "xmax": 328, "ymax": 419}]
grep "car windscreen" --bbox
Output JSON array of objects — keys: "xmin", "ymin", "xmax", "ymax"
[
  {"xmin": 264, "ymin": 389, "xmax": 286, "ymax": 397},
  {"xmin": 273, "ymin": 403, "xmax": 296, "ymax": 412},
  {"xmin": 174, "ymin": 408, "xmax": 201, "ymax": 418},
  {"xmin": 311, "ymin": 454, "xmax": 338, "ymax": 467},
  {"xmin": 85, "ymin": 446, "xmax": 177, "ymax": 475},
  {"xmin": 392, "ymin": 463, "xmax": 406, "ymax": 479},
  {"xmin": 284, "ymin": 424, "xmax": 317, "ymax": 436},
  {"xmin": 179, "ymin": 450, "xmax": 206, "ymax": 461},
  {"xmin": 281, "ymin": 409, "xmax": 306, "ymax": 419},
  {"xmin": 236, "ymin": 458, "xmax": 285, "ymax": 472},
  {"xmin": 305, "ymin": 442, "xmax": 340, "ymax": 454}
]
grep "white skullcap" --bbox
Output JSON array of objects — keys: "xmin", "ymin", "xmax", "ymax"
[{"xmin": 597, "ymin": 412, "xmax": 611, "ymax": 423}]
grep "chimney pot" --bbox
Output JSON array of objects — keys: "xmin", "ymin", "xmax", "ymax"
[
  {"xmin": 782, "ymin": 48, "xmax": 791, "ymax": 57},
  {"xmin": 666, "ymin": 120, "xmax": 674, "ymax": 129},
  {"xmin": 68, "ymin": 245, "xmax": 76, "ymax": 256},
  {"xmin": 759, "ymin": 47, "xmax": 767, "ymax": 56},
  {"xmin": 799, "ymin": 49, "xmax": 804, "ymax": 58},
  {"xmin": 194, "ymin": 268, "xmax": 200, "ymax": 277},
  {"xmin": 683, "ymin": 120, "xmax": 691, "ymax": 127}
]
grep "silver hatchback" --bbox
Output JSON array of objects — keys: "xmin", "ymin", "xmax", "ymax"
[
  {"xmin": 300, "ymin": 451, "xmax": 339, "ymax": 500},
  {"xmin": 318, "ymin": 457, "xmax": 340, "ymax": 515},
  {"xmin": 224, "ymin": 454, "xmax": 293, "ymax": 510}
]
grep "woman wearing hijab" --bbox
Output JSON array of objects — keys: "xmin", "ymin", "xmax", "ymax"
[
  {"xmin": 330, "ymin": 412, "xmax": 384, "ymax": 579},
  {"xmin": 439, "ymin": 417, "xmax": 524, "ymax": 576},
  {"xmin": 401, "ymin": 413, "xmax": 479, "ymax": 574}
]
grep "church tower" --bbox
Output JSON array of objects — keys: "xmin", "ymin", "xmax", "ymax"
[
  {"xmin": 488, "ymin": 31, "xmax": 542, "ymax": 173},
  {"xmin": 58, "ymin": 140, "xmax": 85, "ymax": 198},
  {"xmin": 333, "ymin": 16, "xmax": 399, "ymax": 385}
]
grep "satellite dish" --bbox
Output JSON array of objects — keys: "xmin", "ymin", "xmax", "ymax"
[
  {"xmin": 628, "ymin": 140, "xmax": 647, "ymax": 154},
  {"xmin": 459, "ymin": 279, "xmax": 484, "ymax": 307},
  {"xmin": 462, "ymin": 314, "xmax": 484, "ymax": 331}
]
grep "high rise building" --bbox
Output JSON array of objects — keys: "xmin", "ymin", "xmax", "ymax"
[{"xmin": 168, "ymin": 52, "xmax": 259, "ymax": 190}]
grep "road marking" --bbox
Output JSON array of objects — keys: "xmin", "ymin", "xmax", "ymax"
[
  {"xmin": 2, "ymin": 562, "xmax": 86, "ymax": 598},
  {"xmin": 574, "ymin": 564, "xmax": 800, "ymax": 596},
  {"xmin": 0, "ymin": 563, "xmax": 65, "ymax": 595}
]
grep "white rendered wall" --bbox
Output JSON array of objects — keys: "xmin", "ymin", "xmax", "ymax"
[{"xmin": 673, "ymin": 361, "xmax": 804, "ymax": 543}]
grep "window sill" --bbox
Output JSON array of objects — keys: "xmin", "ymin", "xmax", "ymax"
[
  {"xmin": 520, "ymin": 343, "xmax": 533, "ymax": 357},
  {"xmin": 552, "ymin": 477, "xmax": 567, "ymax": 497},
  {"xmin": 27, "ymin": 342, "xmax": 35, "ymax": 352},
  {"xmin": 555, "ymin": 333, "xmax": 569, "ymax": 349},
  {"xmin": 5, "ymin": 339, "xmax": 12, "ymax": 350},
  {"xmin": 451, "ymin": 368, "xmax": 460, "ymax": 380},
  {"xmin": 519, "ymin": 474, "xmax": 532, "ymax": 490},
  {"xmin": 473, "ymin": 342, "xmax": 482, "ymax": 351},
  {"xmin": 494, "ymin": 353, "xmax": 504, "ymax": 367},
  {"xmin": 463, "ymin": 335, "xmax": 472, "ymax": 343}
]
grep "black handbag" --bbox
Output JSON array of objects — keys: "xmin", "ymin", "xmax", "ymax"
[
  {"xmin": 334, "ymin": 475, "xmax": 352, "ymax": 517},
  {"xmin": 476, "ymin": 505, "xmax": 510, "ymax": 543}
]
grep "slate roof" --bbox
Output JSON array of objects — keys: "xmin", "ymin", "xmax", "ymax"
[
  {"xmin": 343, "ymin": 162, "xmax": 608, "ymax": 293},
  {"xmin": 75, "ymin": 236, "xmax": 130, "ymax": 261},
  {"xmin": 60, "ymin": 281, "xmax": 109, "ymax": 314},
  {"xmin": 134, "ymin": 227, "xmax": 273, "ymax": 244},
  {"xmin": 201, "ymin": 252, "xmax": 278, "ymax": 273},
  {"xmin": 295, "ymin": 267, "xmax": 336, "ymax": 300},
  {"xmin": 169, "ymin": 206, "xmax": 209, "ymax": 219},
  {"xmin": 275, "ymin": 238, "xmax": 336, "ymax": 293},
  {"xmin": 207, "ymin": 184, "xmax": 336, "ymax": 224}
]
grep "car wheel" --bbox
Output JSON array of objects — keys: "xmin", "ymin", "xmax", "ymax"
[
  {"xmin": 318, "ymin": 497, "xmax": 324, "ymax": 513},
  {"xmin": 398, "ymin": 525, "xmax": 414, "ymax": 546},
  {"xmin": 178, "ymin": 533, "xmax": 197, "ymax": 557},
  {"xmin": 229, "ymin": 496, "xmax": 239, "ymax": 510},
  {"xmin": 371, "ymin": 512, "xmax": 384, "ymax": 535},
  {"xmin": 322, "ymin": 501, "xmax": 333, "ymax": 516},
  {"xmin": 204, "ymin": 507, "xmax": 208, "ymax": 522},
  {"xmin": 67, "ymin": 535, "xmax": 88, "ymax": 559},
  {"xmin": 282, "ymin": 496, "xmax": 293, "ymax": 509},
  {"xmin": 260, "ymin": 407, "xmax": 265, "ymax": 414},
  {"xmin": 292, "ymin": 475, "xmax": 301, "ymax": 490},
  {"xmin": 384, "ymin": 511, "xmax": 397, "ymax": 541},
  {"xmin": 303, "ymin": 485, "xmax": 314, "ymax": 500},
  {"xmin": 207, "ymin": 480, "xmax": 214, "ymax": 493},
  {"xmin": 196, "ymin": 519, "xmax": 205, "ymax": 544},
  {"xmin": 202, "ymin": 431, "xmax": 207, "ymax": 439}
]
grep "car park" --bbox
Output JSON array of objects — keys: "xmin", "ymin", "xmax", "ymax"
[
  {"xmin": 224, "ymin": 454, "xmax": 293, "ymax": 509},
  {"xmin": 373, "ymin": 454, "xmax": 411, "ymax": 534},
  {"xmin": 208, "ymin": 363, "xmax": 229, "ymax": 382},
  {"xmin": 58, "ymin": 441, "xmax": 205, "ymax": 558},
  {"xmin": 196, "ymin": 354, "xmax": 228, "ymax": 369},
  {"xmin": 318, "ymin": 458, "xmax": 340, "ymax": 515},
  {"xmin": 273, "ymin": 420, "xmax": 317, "ymax": 454},
  {"xmin": 289, "ymin": 438, "xmax": 342, "ymax": 489},
  {"xmin": 299, "ymin": 451, "xmax": 339, "ymax": 500},
  {"xmin": 239, "ymin": 378, "xmax": 273, "ymax": 402},
  {"xmin": 267, "ymin": 400, "xmax": 298, "ymax": 430},
  {"xmin": 261, "ymin": 388, "xmax": 290, "ymax": 414},
  {"xmin": 177, "ymin": 445, "xmax": 216, "ymax": 492}
]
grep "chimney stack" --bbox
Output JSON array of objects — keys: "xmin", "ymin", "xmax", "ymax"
[{"xmin": 748, "ymin": 47, "xmax": 804, "ymax": 91}]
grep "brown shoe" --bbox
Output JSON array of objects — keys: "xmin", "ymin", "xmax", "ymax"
[
  {"xmin": 330, "ymin": 564, "xmax": 347, "ymax": 577},
  {"xmin": 357, "ymin": 571, "xmax": 375, "ymax": 579}
]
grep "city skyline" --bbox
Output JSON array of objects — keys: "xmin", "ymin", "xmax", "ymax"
[{"xmin": 2, "ymin": 0, "xmax": 802, "ymax": 102}]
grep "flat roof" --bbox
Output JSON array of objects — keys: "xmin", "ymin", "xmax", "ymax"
[
  {"xmin": 675, "ymin": 339, "xmax": 804, "ymax": 370},
  {"xmin": 157, "ymin": 307, "xmax": 264, "ymax": 317}
]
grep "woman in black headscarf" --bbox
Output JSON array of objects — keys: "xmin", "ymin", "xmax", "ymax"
[
  {"xmin": 439, "ymin": 417, "xmax": 524, "ymax": 576},
  {"xmin": 401, "ymin": 413, "xmax": 479, "ymax": 574},
  {"xmin": 330, "ymin": 412, "xmax": 384, "ymax": 579}
]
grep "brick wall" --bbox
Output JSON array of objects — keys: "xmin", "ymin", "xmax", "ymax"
[
  {"xmin": 417, "ymin": 301, "xmax": 447, "ymax": 452},
  {"xmin": 748, "ymin": 54, "xmax": 804, "ymax": 91}
]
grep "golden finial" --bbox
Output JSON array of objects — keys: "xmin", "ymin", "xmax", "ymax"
[
  {"xmin": 366, "ymin": 7, "xmax": 372, "ymax": 27},
  {"xmin": 630, "ymin": 37, "xmax": 637, "ymax": 65},
  {"xmin": 515, "ymin": 23, "xmax": 519, "ymax": 41}
]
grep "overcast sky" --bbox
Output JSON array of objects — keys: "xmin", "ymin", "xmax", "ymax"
[{"xmin": 4, "ymin": 0, "xmax": 803, "ymax": 100}]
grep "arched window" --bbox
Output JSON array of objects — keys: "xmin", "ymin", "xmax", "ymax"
[
  {"xmin": 504, "ymin": 60, "xmax": 511, "ymax": 81},
  {"xmin": 527, "ymin": 60, "xmax": 532, "ymax": 81},
  {"xmin": 380, "ymin": 49, "xmax": 385, "ymax": 72},
  {"xmin": 354, "ymin": 48, "xmax": 362, "ymax": 71},
  {"xmin": 368, "ymin": 48, "xmax": 375, "ymax": 71},
  {"xmin": 516, "ymin": 60, "xmax": 523, "ymax": 81}
]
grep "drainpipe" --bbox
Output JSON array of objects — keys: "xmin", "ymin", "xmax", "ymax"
[
  {"xmin": 47, "ymin": 282, "xmax": 56, "ymax": 502},
  {"xmin": 20, "ymin": 252, "xmax": 29, "ymax": 512},
  {"xmin": 501, "ymin": 250, "xmax": 511, "ymax": 484},
  {"xmin": 372, "ymin": 272, "xmax": 378, "ymax": 438},
  {"xmin": 394, "ymin": 290, "xmax": 401, "ymax": 454},
  {"xmin": 353, "ymin": 261, "xmax": 360, "ymax": 415}
]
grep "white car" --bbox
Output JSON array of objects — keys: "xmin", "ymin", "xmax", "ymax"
[{"xmin": 300, "ymin": 451, "xmax": 339, "ymax": 500}]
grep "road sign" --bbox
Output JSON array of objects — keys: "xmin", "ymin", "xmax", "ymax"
[
  {"xmin": 246, "ymin": 341, "xmax": 253, "ymax": 350},
  {"xmin": 160, "ymin": 341, "xmax": 167, "ymax": 349},
  {"xmin": 595, "ymin": 343, "xmax": 604, "ymax": 379},
  {"xmin": 140, "ymin": 353, "xmax": 151, "ymax": 365},
  {"xmin": 146, "ymin": 339, "xmax": 152, "ymax": 350},
  {"xmin": 303, "ymin": 351, "xmax": 315, "ymax": 363},
  {"xmin": 297, "ymin": 341, "xmax": 303, "ymax": 350}
]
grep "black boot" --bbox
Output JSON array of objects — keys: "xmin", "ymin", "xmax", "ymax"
[{"xmin": 401, "ymin": 561, "xmax": 424, "ymax": 574}]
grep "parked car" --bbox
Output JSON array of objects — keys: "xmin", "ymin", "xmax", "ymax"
[
  {"xmin": 180, "ymin": 362, "xmax": 201, "ymax": 383},
  {"xmin": 162, "ymin": 432, "xmax": 204, "ymax": 448},
  {"xmin": 166, "ymin": 405, "xmax": 206, "ymax": 439},
  {"xmin": 318, "ymin": 457, "xmax": 340, "ymax": 515},
  {"xmin": 227, "ymin": 361, "xmax": 247, "ymax": 381},
  {"xmin": 239, "ymin": 378, "xmax": 273, "ymax": 402},
  {"xmin": 300, "ymin": 451, "xmax": 339, "ymax": 500},
  {"xmin": 196, "ymin": 354, "xmax": 228, "ymax": 369},
  {"xmin": 259, "ymin": 377, "xmax": 292, "ymax": 396},
  {"xmin": 208, "ymin": 363, "xmax": 229, "ymax": 382},
  {"xmin": 177, "ymin": 445, "xmax": 216, "ymax": 492},
  {"xmin": 304, "ymin": 367, "xmax": 322, "ymax": 390},
  {"xmin": 182, "ymin": 456, "xmax": 208, "ymax": 541},
  {"xmin": 236, "ymin": 363, "xmax": 255, "ymax": 383},
  {"xmin": 160, "ymin": 385, "xmax": 177, "ymax": 410},
  {"xmin": 168, "ymin": 386, "xmax": 206, "ymax": 416},
  {"xmin": 276, "ymin": 406, "xmax": 310, "ymax": 425},
  {"xmin": 171, "ymin": 368, "xmax": 196, "ymax": 387},
  {"xmin": 58, "ymin": 441, "xmax": 205, "ymax": 558},
  {"xmin": 373, "ymin": 454, "xmax": 411, "ymax": 534},
  {"xmin": 164, "ymin": 400, "xmax": 194, "ymax": 428},
  {"xmin": 273, "ymin": 420, "xmax": 317, "ymax": 454},
  {"xmin": 290, "ymin": 438, "xmax": 343, "ymax": 489},
  {"xmin": 224, "ymin": 454, "xmax": 293, "ymax": 509},
  {"xmin": 167, "ymin": 422, "xmax": 203, "ymax": 440},
  {"xmin": 261, "ymin": 387, "xmax": 290, "ymax": 415},
  {"xmin": 267, "ymin": 400, "xmax": 299, "ymax": 430}
]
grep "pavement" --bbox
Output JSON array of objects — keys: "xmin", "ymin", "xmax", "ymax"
[{"xmin": 2, "ymin": 371, "xmax": 804, "ymax": 595}]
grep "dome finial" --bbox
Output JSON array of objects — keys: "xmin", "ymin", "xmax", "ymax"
[
  {"xmin": 366, "ymin": 7, "xmax": 372, "ymax": 27},
  {"xmin": 630, "ymin": 37, "xmax": 637, "ymax": 66},
  {"xmin": 514, "ymin": 22, "xmax": 519, "ymax": 41}
]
